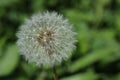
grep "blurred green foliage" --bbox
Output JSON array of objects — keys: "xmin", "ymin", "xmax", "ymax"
[{"xmin": 0, "ymin": 0, "xmax": 120, "ymax": 80}]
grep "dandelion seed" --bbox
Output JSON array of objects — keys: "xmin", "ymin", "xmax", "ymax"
[{"xmin": 16, "ymin": 11, "xmax": 77, "ymax": 67}]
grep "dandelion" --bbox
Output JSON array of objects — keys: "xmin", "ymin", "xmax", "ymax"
[{"xmin": 16, "ymin": 11, "xmax": 77, "ymax": 80}]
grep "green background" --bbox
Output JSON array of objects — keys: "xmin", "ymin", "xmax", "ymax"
[{"xmin": 0, "ymin": 0, "xmax": 120, "ymax": 80}]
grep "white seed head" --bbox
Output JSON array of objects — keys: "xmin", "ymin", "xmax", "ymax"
[{"xmin": 16, "ymin": 11, "xmax": 77, "ymax": 67}]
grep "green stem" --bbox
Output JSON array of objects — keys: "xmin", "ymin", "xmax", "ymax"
[{"xmin": 52, "ymin": 67, "xmax": 58, "ymax": 80}]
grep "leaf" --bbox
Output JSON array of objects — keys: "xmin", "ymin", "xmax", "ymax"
[
  {"xmin": 92, "ymin": 30, "xmax": 120, "ymax": 65},
  {"xmin": 115, "ymin": 14, "xmax": 120, "ymax": 31},
  {"xmin": 21, "ymin": 62, "xmax": 37, "ymax": 77},
  {"xmin": 0, "ymin": 37, "xmax": 6, "ymax": 57},
  {"xmin": 16, "ymin": 76, "xmax": 29, "ymax": 80},
  {"xmin": 0, "ymin": 0, "xmax": 19, "ymax": 7},
  {"xmin": 76, "ymin": 22, "xmax": 92, "ymax": 54},
  {"xmin": 0, "ymin": 44, "xmax": 20, "ymax": 76},
  {"xmin": 64, "ymin": 9, "xmax": 95, "ymax": 23},
  {"xmin": 103, "ymin": 73, "xmax": 120, "ymax": 80},
  {"xmin": 68, "ymin": 49, "xmax": 111, "ymax": 73},
  {"xmin": 61, "ymin": 70, "xmax": 98, "ymax": 80},
  {"xmin": 32, "ymin": 0, "xmax": 45, "ymax": 12}
]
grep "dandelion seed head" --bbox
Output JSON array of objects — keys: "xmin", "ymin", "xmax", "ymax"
[{"xmin": 16, "ymin": 11, "xmax": 77, "ymax": 67}]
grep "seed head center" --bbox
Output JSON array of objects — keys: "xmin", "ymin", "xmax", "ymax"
[{"xmin": 36, "ymin": 30, "xmax": 54, "ymax": 46}]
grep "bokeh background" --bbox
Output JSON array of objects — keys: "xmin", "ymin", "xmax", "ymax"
[{"xmin": 0, "ymin": 0, "xmax": 120, "ymax": 80}]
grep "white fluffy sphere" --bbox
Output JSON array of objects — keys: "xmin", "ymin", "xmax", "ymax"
[{"xmin": 16, "ymin": 11, "xmax": 77, "ymax": 67}]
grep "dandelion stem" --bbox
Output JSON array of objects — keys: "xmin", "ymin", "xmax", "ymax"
[{"xmin": 52, "ymin": 67, "xmax": 58, "ymax": 80}]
